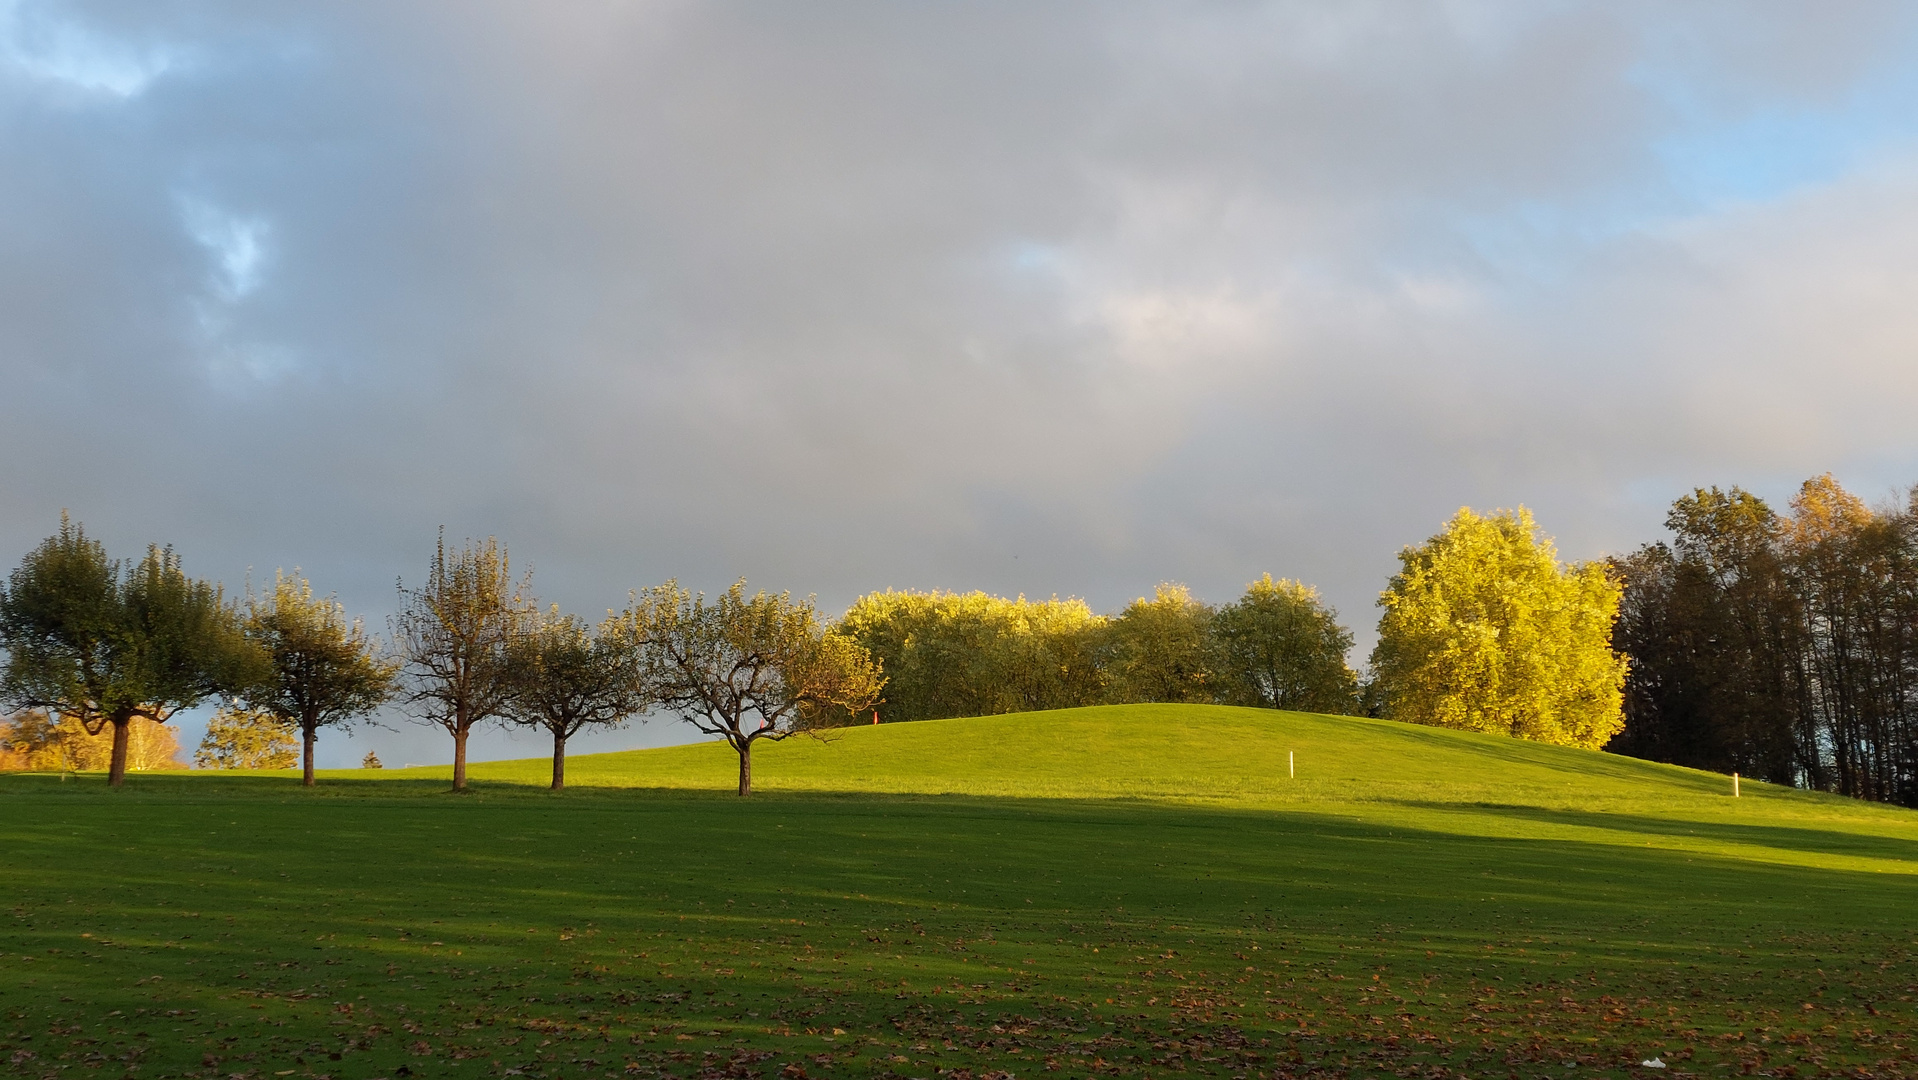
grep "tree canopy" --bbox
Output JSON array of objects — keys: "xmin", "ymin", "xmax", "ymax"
[
  {"xmin": 243, "ymin": 571, "xmax": 397, "ymax": 786},
  {"xmin": 1368, "ymin": 507, "xmax": 1627, "ymax": 749},
  {"xmin": 1612, "ymin": 475, "xmax": 1918, "ymax": 804},
  {"xmin": 626, "ymin": 580, "xmax": 884, "ymax": 795},
  {"xmin": 0, "ymin": 517, "xmax": 264, "ymax": 785},
  {"xmin": 837, "ymin": 591, "xmax": 1105, "ymax": 722},
  {"xmin": 195, "ymin": 706, "xmax": 299, "ymax": 770},
  {"xmin": 1212, "ymin": 574, "xmax": 1359, "ymax": 714},
  {"xmin": 1101, "ymin": 584, "xmax": 1215, "ymax": 705},
  {"xmin": 392, "ymin": 535, "xmax": 531, "ymax": 791},
  {"xmin": 502, "ymin": 605, "xmax": 645, "ymax": 790}
]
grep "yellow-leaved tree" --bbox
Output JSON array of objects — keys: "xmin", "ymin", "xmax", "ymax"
[{"xmin": 1368, "ymin": 507, "xmax": 1627, "ymax": 748}]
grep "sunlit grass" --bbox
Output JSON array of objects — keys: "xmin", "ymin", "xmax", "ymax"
[{"xmin": 4, "ymin": 704, "xmax": 1916, "ymax": 1079}]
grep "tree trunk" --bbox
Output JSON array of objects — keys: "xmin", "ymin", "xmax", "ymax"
[
  {"xmin": 108, "ymin": 717, "xmax": 131, "ymax": 788},
  {"xmin": 551, "ymin": 731, "xmax": 566, "ymax": 792},
  {"xmin": 452, "ymin": 724, "xmax": 469, "ymax": 791},
  {"xmin": 302, "ymin": 722, "xmax": 318, "ymax": 787},
  {"xmin": 737, "ymin": 741, "xmax": 752, "ymax": 796}
]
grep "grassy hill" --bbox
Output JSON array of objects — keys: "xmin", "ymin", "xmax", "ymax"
[
  {"xmin": 378, "ymin": 703, "xmax": 1918, "ymax": 876},
  {"xmin": 4, "ymin": 705, "xmax": 1916, "ymax": 1079}
]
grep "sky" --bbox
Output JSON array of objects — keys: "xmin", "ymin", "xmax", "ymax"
[{"xmin": 7, "ymin": 2, "xmax": 1918, "ymax": 767}]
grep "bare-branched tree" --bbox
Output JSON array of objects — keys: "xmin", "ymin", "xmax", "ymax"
[
  {"xmin": 392, "ymin": 533, "xmax": 531, "ymax": 791},
  {"xmin": 621, "ymin": 580, "xmax": 883, "ymax": 796}
]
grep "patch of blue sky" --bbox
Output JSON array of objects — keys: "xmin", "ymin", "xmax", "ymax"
[
  {"xmin": 1629, "ymin": 23, "xmax": 1918, "ymax": 212},
  {"xmin": 0, "ymin": 0, "xmax": 177, "ymax": 98},
  {"xmin": 178, "ymin": 196, "xmax": 270, "ymax": 301},
  {"xmin": 1651, "ymin": 99, "xmax": 1918, "ymax": 209},
  {"xmin": 1005, "ymin": 239, "xmax": 1065, "ymax": 274},
  {"xmin": 1441, "ymin": 53, "xmax": 1918, "ymax": 295}
]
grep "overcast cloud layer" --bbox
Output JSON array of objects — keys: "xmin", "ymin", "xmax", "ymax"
[{"xmin": 8, "ymin": 2, "xmax": 1918, "ymax": 766}]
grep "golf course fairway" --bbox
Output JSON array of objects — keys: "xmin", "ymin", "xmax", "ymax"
[{"xmin": 3, "ymin": 704, "xmax": 1915, "ymax": 1079}]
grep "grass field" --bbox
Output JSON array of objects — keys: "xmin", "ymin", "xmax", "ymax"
[{"xmin": 3, "ymin": 704, "xmax": 1917, "ymax": 1080}]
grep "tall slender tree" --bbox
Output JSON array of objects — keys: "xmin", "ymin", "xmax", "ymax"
[
  {"xmin": 1612, "ymin": 487, "xmax": 1808, "ymax": 784},
  {"xmin": 623, "ymin": 580, "xmax": 883, "ymax": 795},
  {"xmin": 503, "ymin": 606, "xmax": 646, "ymax": 790},
  {"xmin": 243, "ymin": 571, "xmax": 398, "ymax": 786},
  {"xmin": 392, "ymin": 534, "xmax": 530, "ymax": 791},
  {"xmin": 0, "ymin": 516, "xmax": 264, "ymax": 786}
]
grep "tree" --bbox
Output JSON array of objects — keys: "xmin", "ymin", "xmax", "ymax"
[
  {"xmin": 1368, "ymin": 507, "xmax": 1627, "ymax": 749},
  {"xmin": 0, "ymin": 709, "xmax": 185, "ymax": 772},
  {"xmin": 625, "ymin": 580, "xmax": 883, "ymax": 795},
  {"xmin": 0, "ymin": 517, "xmax": 265, "ymax": 786},
  {"xmin": 392, "ymin": 534, "xmax": 531, "ymax": 791},
  {"xmin": 1610, "ymin": 477, "xmax": 1918, "ymax": 805},
  {"xmin": 195, "ymin": 706, "xmax": 298, "ymax": 769},
  {"xmin": 361, "ymin": 750, "xmax": 383, "ymax": 769},
  {"xmin": 243, "ymin": 571, "xmax": 398, "ymax": 786},
  {"xmin": 1101, "ymin": 583, "xmax": 1214, "ymax": 704},
  {"xmin": 836, "ymin": 590, "xmax": 1105, "ymax": 722},
  {"xmin": 1212, "ymin": 574, "xmax": 1359, "ymax": 713},
  {"xmin": 503, "ymin": 606, "xmax": 646, "ymax": 790}
]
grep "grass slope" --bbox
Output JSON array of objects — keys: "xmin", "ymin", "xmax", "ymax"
[{"xmin": 3, "ymin": 705, "xmax": 1916, "ymax": 1080}]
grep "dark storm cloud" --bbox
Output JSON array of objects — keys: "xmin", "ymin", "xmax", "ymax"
[{"xmin": 7, "ymin": 2, "xmax": 1918, "ymax": 764}]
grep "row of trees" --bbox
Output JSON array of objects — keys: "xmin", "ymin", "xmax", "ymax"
[
  {"xmin": 29, "ymin": 480, "xmax": 1918, "ymax": 804},
  {"xmin": 0, "ymin": 522, "xmax": 881, "ymax": 795},
  {"xmin": 837, "ymin": 575, "xmax": 1359, "ymax": 722},
  {"xmin": 0, "ymin": 509, "xmax": 1631, "ymax": 791},
  {"xmin": 1609, "ymin": 475, "xmax": 1918, "ymax": 805},
  {"xmin": 841, "ymin": 513, "xmax": 1630, "ymax": 753}
]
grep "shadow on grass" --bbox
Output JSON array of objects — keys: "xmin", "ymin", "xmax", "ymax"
[
  {"xmin": 8, "ymin": 767, "xmax": 1918, "ymax": 1077},
  {"xmin": 1395, "ymin": 798, "xmax": 1918, "ymax": 865}
]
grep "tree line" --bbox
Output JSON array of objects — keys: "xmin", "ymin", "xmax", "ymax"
[
  {"xmin": 0, "ymin": 511, "xmax": 1627, "ymax": 792},
  {"xmin": 838, "ymin": 575, "xmax": 1359, "ymax": 723},
  {"xmin": 1610, "ymin": 474, "xmax": 1918, "ymax": 805},
  {"xmin": 11, "ymin": 475, "xmax": 1918, "ymax": 807},
  {"xmin": 0, "ymin": 521, "xmax": 880, "ymax": 795}
]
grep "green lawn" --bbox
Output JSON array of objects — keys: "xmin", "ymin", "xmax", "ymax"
[{"xmin": 3, "ymin": 705, "xmax": 1916, "ymax": 1080}]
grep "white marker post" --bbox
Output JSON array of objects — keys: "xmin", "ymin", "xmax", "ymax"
[
  {"xmin": 1289, "ymin": 750, "xmax": 1295, "ymax": 779},
  {"xmin": 1733, "ymin": 772, "xmax": 1740, "ymax": 798}
]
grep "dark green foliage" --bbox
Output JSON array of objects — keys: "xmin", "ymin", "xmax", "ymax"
[
  {"xmin": 1211, "ymin": 574, "xmax": 1359, "ymax": 713},
  {"xmin": 502, "ymin": 606, "xmax": 644, "ymax": 790},
  {"xmin": 0, "ymin": 516, "xmax": 264, "ymax": 785},
  {"xmin": 1100, "ymin": 584, "xmax": 1215, "ymax": 704},
  {"xmin": 1613, "ymin": 477, "xmax": 1918, "ymax": 805}
]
